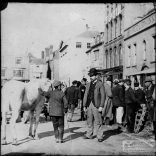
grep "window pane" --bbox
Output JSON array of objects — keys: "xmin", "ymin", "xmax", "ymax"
[{"xmin": 76, "ymin": 42, "xmax": 81, "ymax": 48}]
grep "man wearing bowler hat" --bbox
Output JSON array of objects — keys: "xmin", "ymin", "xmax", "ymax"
[
  {"xmin": 144, "ymin": 77, "xmax": 156, "ymax": 139},
  {"xmin": 83, "ymin": 68, "xmax": 105, "ymax": 142}
]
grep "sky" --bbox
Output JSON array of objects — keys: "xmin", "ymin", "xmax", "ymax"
[{"xmin": 1, "ymin": 3, "xmax": 105, "ymax": 58}]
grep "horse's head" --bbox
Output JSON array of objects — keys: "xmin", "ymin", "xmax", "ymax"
[{"xmin": 39, "ymin": 78, "xmax": 52, "ymax": 92}]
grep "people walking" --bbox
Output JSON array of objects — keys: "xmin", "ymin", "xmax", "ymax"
[
  {"xmin": 79, "ymin": 78, "xmax": 87, "ymax": 121},
  {"xmin": 65, "ymin": 80, "xmax": 79, "ymax": 122},
  {"xmin": 112, "ymin": 79, "xmax": 124, "ymax": 130},
  {"xmin": 144, "ymin": 77, "xmax": 156, "ymax": 139},
  {"xmin": 124, "ymin": 79, "xmax": 136, "ymax": 133},
  {"xmin": 102, "ymin": 76, "xmax": 113, "ymax": 126},
  {"xmin": 83, "ymin": 68, "xmax": 105, "ymax": 142},
  {"xmin": 39, "ymin": 80, "xmax": 68, "ymax": 143}
]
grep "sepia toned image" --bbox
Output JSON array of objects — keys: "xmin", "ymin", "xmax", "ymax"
[{"xmin": 1, "ymin": 2, "xmax": 156, "ymax": 156}]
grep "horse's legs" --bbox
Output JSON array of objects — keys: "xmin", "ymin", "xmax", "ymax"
[
  {"xmin": 10, "ymin": 110, "xmax": 20, "ymax": 145},
  {"xmin": 28, "ymin": 110, "xmax": 34, "ymax": 138},
  {"xmin": 33, "ymin": 108, "xmax": 42, "ymax": 140},
  {"xmin": 1, "ymin": 112, "xmax": 7, "ymax": 145}
]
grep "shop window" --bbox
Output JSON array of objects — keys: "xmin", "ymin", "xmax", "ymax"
[{"xmin": 76, "ymin": 42, "xmax": 81, "ymax": 48}]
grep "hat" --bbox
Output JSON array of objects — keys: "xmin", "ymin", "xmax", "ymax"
[
  {"xmin": 72, "ymin": 80, "xmax": 77, "ymax": 85},
  {"xmin": 88, "ymin": 68, "xmax": 97, "ymax": 77},
  {"xmin": 134, "ymin": 82, "xmax": 139, "ymax": 87},
  {"xmin": 53, "ymin": 80, "xmax": 61, "ymax": 87},
  {"xmin": 145, "ymin": 77, "xmax": 153, "ymax": 83},
  {"xmin": 124, "ymin": 79, "xmax": 131, "ymax": 85},
  {"xmin": 82, "ymin": 78, "xmax": 87, "ymax": 82},
  {"xmin": 106, "ymin": 76, "xmax": 112, "ymax": 82},
  {"xmin": 119, "ymin": 79, "xmax": 124, "ymax": 83},
  {"xmin": 113, "ymin": 79, "xmax": 119, "ymax": 84}
]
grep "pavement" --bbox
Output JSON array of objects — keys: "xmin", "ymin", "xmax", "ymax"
[{"xmin": 1, "ymin": 108, "xmax": 156, "ymax": 155}]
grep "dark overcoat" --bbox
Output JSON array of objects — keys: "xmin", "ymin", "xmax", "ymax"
[{"xmin": 112, "ymin": 84, "xmax": 124, "ymax": 107}]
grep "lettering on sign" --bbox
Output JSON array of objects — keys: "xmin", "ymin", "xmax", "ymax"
[{"xmin": 125, "ymin": 13, "xmax": 156, "ymax": 39}]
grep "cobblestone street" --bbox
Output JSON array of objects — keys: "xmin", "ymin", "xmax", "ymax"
[{"xmin": 1, "ymin": 109, "xmax": 155, "ymax": 155}]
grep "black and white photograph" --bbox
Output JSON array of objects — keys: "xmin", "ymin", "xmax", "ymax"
[{"xmin": 1, "ymin": 2, "xmax": 156, "ymax": 155}]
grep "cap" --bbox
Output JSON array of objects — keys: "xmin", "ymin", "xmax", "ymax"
[{"xmin": 53, "ymin": 80, "xmax": 61, "ymax": 87}]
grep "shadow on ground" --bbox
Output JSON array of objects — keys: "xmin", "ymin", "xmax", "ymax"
[
  {"xmin": 38, "ymin": 126, "xmax": 83, "ymax": 141},
  {"xmin": 102, "ymin": 128, "xmax": 122, "ymax": 141}
]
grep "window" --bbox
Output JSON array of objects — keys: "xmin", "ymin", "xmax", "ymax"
[
  {"xmin": 133, "ymin": 43, "xmax": 137, "ymax": 65},
  {"xmin": 115, "ymin": 19, "xmax": 117, "ymax": 38},
  {"xmin": 87, "ymin": 43, "xmax": 91, "ymax": 49},
  {"xmin": 110, "ymin": 21, "xmax": 113, "ymax": 40},
  {"xmin": 13, "ymin": 69, "xmax": 24, "ymax": 77},
  {"xmin": 143, "ymin": 40, "xmax": 146, "ymax": 61},
  {"xmin": 119, "ymin": 15, "xmax": 122, "ymax": 35},
  {"xmin": 94, "ymin": 50, "xmax": 99, "ymax": 61},
  {"xmin": 2, "ymin": 69, "xmax": 5, "ymax": 77},
  {"xmin": 106, "ymin": 51, "xmax": 108, "ymax": 68},
  {"xmin": 152, "ymin": 35, "xmax": 156, "ymax": 62},
  {"xmin": 76, "ymin": 42, "xmax": 81, "ymax": 48},
  {"xmin": 15, "ymin": 57, "xmax": 22, "ymax": 65},
  {"xmin": 110, "ymin": 49, "xmax": 113, "ymax": 68},
  {"xmin": 127, "ymin": 45, "xmax": 131, "ymax": 67},
  {"xmin": 119, "ymin": 45, "xmax": 123, "ymax": 65},
  {"xmin": 106, "ymin": 24, "xmax": 108, "ymax": 42},
  {"xmin": 114, "ymin": 47, "xmax": 117, "ymax": 66}
]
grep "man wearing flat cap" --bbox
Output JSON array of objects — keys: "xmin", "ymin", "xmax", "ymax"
[
  {"xmin": 144, "ymin": 77, "xmax": 156, "ymax": 139},
  {"xmin": 83, "ymin": 68, "xmax": 105, "ymax": 142},
  {"xmin": 39, "ymin": 80, "xmax": 68, "ymax": 143}
]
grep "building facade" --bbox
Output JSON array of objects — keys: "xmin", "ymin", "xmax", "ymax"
[
  {"xmin": 1, "ymin": 53, "xmax": 30, "ymax": 85},
  {"xmin": 124, "ymin": 8, "xmax": 156, "ymax": 87},
  {"xmin": 103, "ymin": 3, "xmax": 124, "ymax": 81},
  {"xmin": 103, "ymin": 3, "xmax": 155, "ymax": 82},
  {"xmin": 86, "ymin": 32, "xmax": 104, "ymax": 70},
  {"xmin": 59, "ymin": 30, "xmax": 97, "ymax": 85}
]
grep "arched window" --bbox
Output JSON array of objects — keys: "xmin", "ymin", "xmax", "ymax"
[{"xmin": 143, "ymin": 40, "xmax": 146, "ymax": 61}]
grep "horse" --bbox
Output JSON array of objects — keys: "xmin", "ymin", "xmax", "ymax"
[{"xmin": 1, "ymin": 78, "xmax": 52, "ymax": 145}]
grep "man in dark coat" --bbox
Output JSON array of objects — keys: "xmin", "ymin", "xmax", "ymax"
[
  {"xmin": 112, "ymin": 79, "xmax": 124, "ymax": 129},
  {"xmin": 65, "ymin": 80, "xmax": 79, "ymax": 121},
  {"xmin": 39, "ymin": 80, "xmax": 68, "ymax": 143},
  {"xmin": 79, "ymin": 78, "xmax": 87, "ymax": 121},
  {"xmin": 144, "ymin": 77, "xmax": 156, "ymax": 139},
  {"xmin": 83, "ymin": 68, "xmax": 105, "ymax": 142},
  {"xmin": 124, "ymin": 79, "xmax": 136, "ymax": 133}
]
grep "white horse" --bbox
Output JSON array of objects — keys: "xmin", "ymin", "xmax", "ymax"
[{"xmin": 1, "ymin": 78, "xmax": 52, "ymax": 145}]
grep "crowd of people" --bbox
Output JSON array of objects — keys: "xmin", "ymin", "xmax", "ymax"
[{"xmin": 39, "ymin": 67, "xmax": 156, "ymax": 143}]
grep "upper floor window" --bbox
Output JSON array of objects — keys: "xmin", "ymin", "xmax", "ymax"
[
  {"xmin": 119, "ymin": 45, "xmax": 123, "ymax": 65},
  {"xmin": 76, "ymin": 42, "xmax": 81, "ymax": 48},
  {"xmin": 110, "ymin": 49, "xmax": 113, "ymax": 68},
  {"xmin": 114, "ymin": 47, "xmax": 117, "ymax": 66},
  {"xmin": 94, "ymin": 50, "xmax": 99, "ymax": 61},
  {"xmin": 13, "ymin": 69, "xmax": 24, "ymax": 77},
  {"xmin": 15, "ymin": 57, "xmax": 22, "ymax": 65},
  {"xmin": 143, "ymin": 40, "xmax": 146, "ymax": 61},
  {"xmin": 2, "ymin": 69, "xmax": 6, "ymax": 77},
  {"xmin": 127, "ymin": 45, "xmax": 131, "ymax": 67},
  {"xmin": 87, "ymin": 43, "xmax": 91, "ymax": 49},
  {"xmin": 133, "ymin": 43, "xmax": 137, "ymax": 65}
]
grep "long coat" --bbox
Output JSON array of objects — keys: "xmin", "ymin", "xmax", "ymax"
[
  {"xmin": 83, "ymin": 80, "xmax": 105, "ymax": 109},
  {"xmin": 39, "ymin": 88, "xmax": 68, "ymax": 116},
  {"xmin": 112, "ymin": 84, "xmax": 124, "ymax": 107},
  {"xmin": 102, "ymin": 83, "xmax": 113, "ymax": 119}
]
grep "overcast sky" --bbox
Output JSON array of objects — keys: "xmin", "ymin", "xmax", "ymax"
[{"xmin": 2, "ymin": 3, "xmax": 105, "ymax": 58}]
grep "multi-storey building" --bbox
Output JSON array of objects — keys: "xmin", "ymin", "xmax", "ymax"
[
  {"xmin": 86, "ymin": 32, "xmax": 104, "ymax": 70},
  {"xmin": 1, "ymin": 52, "xmax": 30, "ymax": 85},
  {"xmin": 59, "ymin": 30, "xmax": 98, "ymax": 85},
  {"xmin": 103, "ymin": 3, "xmax": 154, "ymax": 82},
  {"xmin": 124, "ymin": 7, "xmax": 156, "ymax": 87}
]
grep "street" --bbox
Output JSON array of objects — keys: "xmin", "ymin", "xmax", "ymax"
[{"xmin": 1, "ymin": 108, "xmax": 156, "ymax": 156}]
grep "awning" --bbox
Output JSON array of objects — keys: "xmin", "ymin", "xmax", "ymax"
[{"xmin": 126, "ymin": 68, "xmax": 155, "ymax": 76}]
